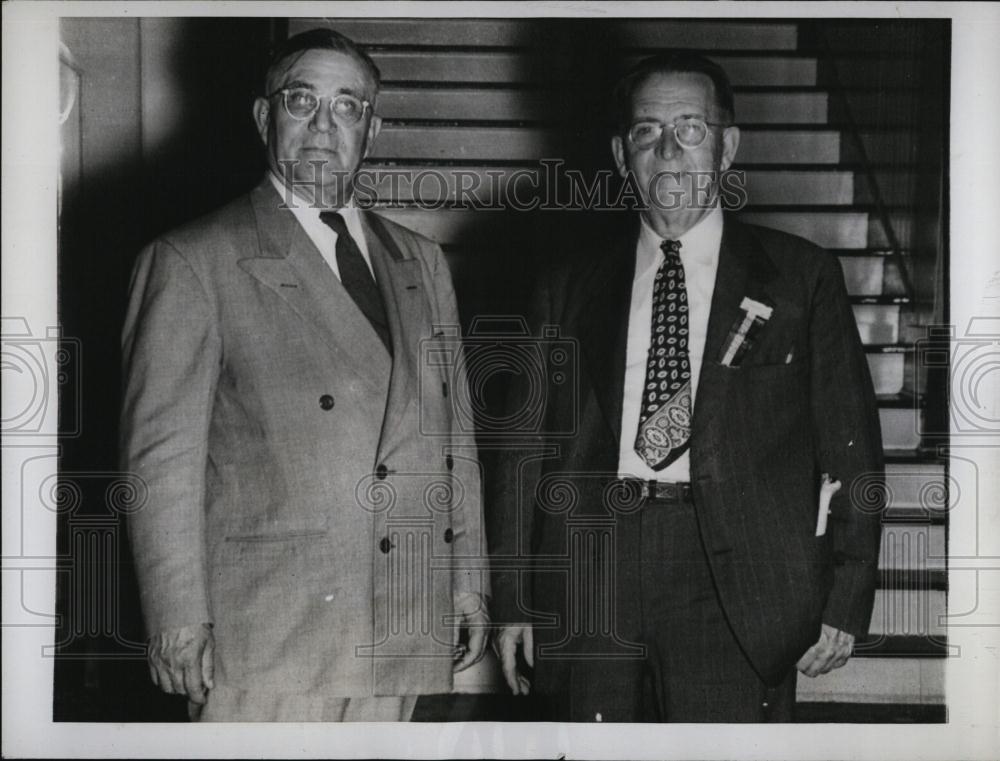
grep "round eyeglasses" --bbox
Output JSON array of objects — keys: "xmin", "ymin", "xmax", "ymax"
[
  {"xmin": 627, "ymin": 116, "xmax": 729, "ymax": 151},
  {"xmin": 268, "ymin": 87, "xmax": 372, "ymax": 126}
]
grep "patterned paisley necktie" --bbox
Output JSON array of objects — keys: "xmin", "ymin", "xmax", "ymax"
[{"xmin": 634, "ymin": 239, "xmax": 692, "ymax": 470}]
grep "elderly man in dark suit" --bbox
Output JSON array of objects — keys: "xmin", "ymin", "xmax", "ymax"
[
  {"xmin": 490, "ymin": 51, "xmax": 884, "ymax": 722},
  {"xmin": 121, "ymin": 28, "xmax": 488, "ymax": 722}
]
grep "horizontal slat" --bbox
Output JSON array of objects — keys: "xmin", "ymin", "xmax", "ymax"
[
  {"xmin": 738, "ymin": 92, "xmax": 828, "ymax": 124},
  {"xmin": 867, "ymin": 352, "xmax": 905, "ymax": 396},
  {"xmin": 853, "ymin": 634, "xmax": 949, "ymax": 658},
  {"xmin": 356, "ymin": 166, "xmax": 854, "ymax": 206},
  {"xmin": 880, "ymin": 569, "xmax": 945, "ymax": 592},
  {"xmin": 852, "ymin": 304, "xmax": 899, "ymax": 344},
  {"xmin": 379, "ymin": 88, "xmax": 549, "ymax": 121},
  {"xmin": 869, "ymin": 588, "xmax": 945, "ymax": 637},
  {"xmin": 373, "ymin": 126, "xmax": 841, "ymax": 164},
  {"xmin": 879, "ymin": 525, "xmax": 946, "ymax": 570},
  {"xmin": 829, "ymin": 92, "xmax": 920, "ymax": 125},
  {"xmin": 371, "ymin": 51, "xmax": 817, "ymax": 86},
  {"xmin": 851, "ymin": 294, "xmax": 910, "ymax": 305},
  {"xmin": 816, "ymin": 26, "xmax": 931, "ymax": 53},
  {"xmin": 375, "ymin": 88, "xmax": 827, "ymax": 124},
  {"xmin": 843, "ymin": 131, "xmax": 920, "ymax": 165},
  {"xmin": 822, "ymin": 57, "xmax": 926, "ymax": 87},
  {"xmin": 294, "ymin": 19, "xmax": 800, "ymax": 50},
  {"xmin": 884, "ymin": 449, "xmax": 931, "ymax": 464},
  {"xmin": 745, "ymin": 169, "xmax": 853, "ymax": 204},
  {"xmin": 876, "ymin": 389, "xmax": 921, "ymax": 406},
  {"xmin": 373, "ymin": 126, "xmax": 558, "ymax": 160},
  {"xmin": 796, "ymin": 657, "xmax": 942, "ymax": 704},
  {"xmin": 840, "ymin": 255, "xmax": 885, "ymax": 294},
  {"xmin": 374, "ymin": 207, "xmax": 868, "ymax": 250},
  {"xmin": 880, "ymin": 407, "xmax": 923, "ymax": 450},
  {"xmin": 868, "ymin": 210, "xmax": 917, "ymax": 249},
  {"xmin": 560, "ymin": 21, "xmax": 804, "ymax": 51},
  {"xmin": 829, "ymin": 247, "xmax": 898, "ymax": 257},
  {"xmin": 736, "ymin": 210, "xmax": 868, "ymax": 248},
  {"xmin": 855, "ymin": 169, "xmax": 921, "ymax": 206},
  {"xmin": 885, "ymin": 462, "xmax": 948, "ymax": 515}
]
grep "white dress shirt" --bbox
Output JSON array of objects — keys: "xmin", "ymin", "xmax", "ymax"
[
  {"xmin": 268, "ymin": 172, "xmax": 375, "ymax": 281},
  {"xmin": 617, "ymin": 205, "xmax": 723, "ymax": 482}
]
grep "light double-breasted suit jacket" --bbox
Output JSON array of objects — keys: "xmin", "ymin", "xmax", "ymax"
[
  {"xmin": 490, "ymin": 213, "xmax": 885, "ymax": 691},
  {"xmin": 121, "ymin": 179, "xmax": 486, "ymax": 702}
]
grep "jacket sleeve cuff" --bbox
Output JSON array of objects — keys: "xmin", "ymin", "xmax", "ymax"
[{"xmin": 822, "ymin": 560, "xmax": 879, "ymax": 638}]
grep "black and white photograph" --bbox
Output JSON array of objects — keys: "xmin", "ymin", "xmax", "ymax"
[{"xmin": 2, "ymin": 2, "xmax": 999, "ymax": 758}]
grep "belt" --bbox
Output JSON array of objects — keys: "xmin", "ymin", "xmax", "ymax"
[{"xmin": 617, "ymin": 479, "xmax": 693, "ymax": 503}]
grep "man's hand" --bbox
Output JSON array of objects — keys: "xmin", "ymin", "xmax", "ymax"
[
  {"xmin": 796, "ymin": 623, "xmax": 854, "ymax": 677},
  {"xmin": 495, "ymin": 624, "xmax": 533, "ymax": 695},
  {"xmin": 453, "ymin": 593, "xmax": 490, "ymax": 673},
  {"xmin": 147, "ymin": 623, "xmax": 215, "ymax": 704}
]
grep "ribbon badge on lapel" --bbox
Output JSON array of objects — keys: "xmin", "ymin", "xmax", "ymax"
[{"xmin": 719, "ymin": 297, "xmax": 774, "ymax": 367}]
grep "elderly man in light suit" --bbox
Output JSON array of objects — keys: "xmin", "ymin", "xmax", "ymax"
[{"xmin": 121, "ymin": 28, "xmax": 488, "ymax": 722}]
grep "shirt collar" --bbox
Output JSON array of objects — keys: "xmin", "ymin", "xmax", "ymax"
[
  {"xmin": 636, "ymin": 204, "xmax": 723, "ymax": 276},
  {"xmin": 267, "ymin": 170, "xmax": 361, "ymax": 225}
]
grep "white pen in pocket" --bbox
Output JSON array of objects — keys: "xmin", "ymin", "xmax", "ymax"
[
  {"xmin": 816, "ymin": 473, "xmax": 841, "ymax": 537},
  {"xmin": 785, "ymin": 349, "xmax": 795, "ymax": 364}
]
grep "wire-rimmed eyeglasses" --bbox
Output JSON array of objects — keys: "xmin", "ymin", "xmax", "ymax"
[
  {"xmin": 268, "ymin": 87, "xmax": 372, "ymax": 126},
  {"xmin": 627, "ymin": 116, "xmax": 730, "ymax": 151}
]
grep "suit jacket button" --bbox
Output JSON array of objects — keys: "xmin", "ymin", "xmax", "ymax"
[
  {"xmin": 375, "ymin": 464, "xmax": 388, "ymax": 480},
  {"xmin": 379, "ymin": 537, "xmax": 392, "ymax": 554},
  {"xmin": 445, "ymin": 455, "xmax": 454, "ymax": 471},
  {"xmin": 319, "ymin": 394, "xmax": 335, "ymax": 410},
  {"xmin": 443, "ymin": 528, "xmax": 454, "ymax": 544}
]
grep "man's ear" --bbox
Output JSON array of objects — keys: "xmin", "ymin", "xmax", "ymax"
[
  {"xmin": 363, "ymin": 113, "xmax": 383, "ymax": 158},
  {"xmin": 611, "ymin": 135, "xmax": 628, "ymax": 178},
  {"xmin": 719, "ymin": 125, "xmax": 741, "ymax": 172},
  {"xmin": 252, "ymin": 97, "xmax": 270, "ymax": 145}
]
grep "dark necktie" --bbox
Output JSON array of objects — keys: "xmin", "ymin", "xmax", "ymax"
[
  {"xmin": 319, "ymin": 211, "xmax": 392, "ymax": 354},
  {"xmin": 634, "ymin": 239, "xmax": 692, "ymax": 470}
]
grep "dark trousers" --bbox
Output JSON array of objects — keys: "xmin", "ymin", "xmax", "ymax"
[{"xmin": 545, "ymin": 494, "xmax": 797, "ymax": 723}]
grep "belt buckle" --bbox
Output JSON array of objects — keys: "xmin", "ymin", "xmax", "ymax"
[
  {"xmin": 654, "ymin": 480, "xmax": 674, "ymax": 501},
  {"xmin": 647, "ymin": 480, "xmax": 690, "ymax": 502}
]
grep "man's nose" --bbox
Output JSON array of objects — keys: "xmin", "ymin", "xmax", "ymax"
[
  {"xmin": 655, "ymin": 128, "xmax": 683, "ymax": 160},
  {"xmin": 309, "ymin": 99, "xmax": 336, "ymax": 133}
]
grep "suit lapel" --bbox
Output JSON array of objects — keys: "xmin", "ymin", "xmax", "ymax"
[
  {"xmin": 694, "ymin": 215, "xmax": 780, "ymax": 442},
  {"xmin": 236, "ymin": 181, "xmax": 392, "ymax": 397},
  {"xmin": 576, "ymin": 217, "xmax": 640, "ymax": 449},
  {"xmin": 363, "ymin": 212, "xmax": 429, "ymax": 454}
]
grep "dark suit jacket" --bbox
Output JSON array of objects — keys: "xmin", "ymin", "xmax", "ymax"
[{"xmin": 489, "ymin": 213, "xmax": 885, "ymax": 689}]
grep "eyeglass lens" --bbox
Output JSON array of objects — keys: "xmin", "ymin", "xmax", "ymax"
[
  {"xmin": 629, "ymin": 118, "xmax": 709, "ymax": 149},
  {"xmin": 284, "ymin": 90, "xmax": 366, "ymax": 124}
]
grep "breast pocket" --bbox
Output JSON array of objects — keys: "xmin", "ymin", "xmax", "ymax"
[{"xmin": 736, "ymin": 359, "xmax": 808, "ymax": 380}]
